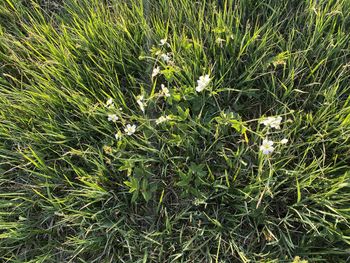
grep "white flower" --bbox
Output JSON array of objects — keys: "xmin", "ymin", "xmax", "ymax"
[
  {"xmin": 260, "ymin": 116, "xmax": 282, "ymax": 129},
  {"xmin": 159, "ymin": 38, "xmax": 170, "ymax": 47},
  {"xmin": 106, "ymin": 98, "xmax": 113, "ymax": 106},
  {"xmin": 216, "ymin": 37, "xmax": 225, "ymax": 47},
  {"xmin": 270, "ymin": 116, "xmax": 282, "ymax": 129},
  {"xmin": 124, "ymin": 124, "xmax": 136, "ymax": 135},
  {"xmin": 260, "ymin": 117, "xmax": 274, "ymax": 126},
  {"xmin": 161, "ymin": 84, "xmax": 170, "ymax": 97},
  {"xmin": 115, "ymin": 132, "xmax": 121, "ymax": 140},
  {"xmin": 196, "ymin": 74, "xmax": 211, "ymax": 92},
  {"xmin": 108, "ymin": 114, "xmax": 118, "ymax": 122},
  {"xmin": 160, "ymin": 53, "xmax": 171, "ymax": 63},
  {"xmin": 159, "ymin": 38, "xmax": 167, "ymax": 46},
  {"xmin": 136, "ymin": 95, "xmax": 146, "ymax": 113},
  {"xmin": 280, "ymin": 138, "xmax": 288, "ymax": 144},
  {"xmin": 106, "ymin": 98, "xmax": 114, "ymax": 108},
  {"xmin": 156, "ymin": 115, "xmax": 171, "ymax": 125},
  {"xmin": 152, "ymin": 66, "xmax": 160, "ymax": 78},
  {"xmin": 260, "ymin": 139, "xmax": 275, "ymax": 155}
]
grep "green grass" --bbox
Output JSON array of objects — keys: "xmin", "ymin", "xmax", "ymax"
[{"xmin": 1, "ymin": 0, "xmax": 350, "ymax": 262}]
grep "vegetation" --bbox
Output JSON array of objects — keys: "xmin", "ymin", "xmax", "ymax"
[{"xmin": 1, "ymin": 0, "xmax": 350, "ymax": 262}]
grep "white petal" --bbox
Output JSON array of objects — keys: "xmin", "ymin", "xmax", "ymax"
[
  {"xmin": 280, "ymin": 138, "xmax": 288, "ymax": 144},
  {"xmin": 106, "ymin": 98, "xmax": 113, "ymax": 106}
]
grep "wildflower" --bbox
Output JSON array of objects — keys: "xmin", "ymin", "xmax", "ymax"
[
  {"xmin": 106, "ymin": 98, "xmax": 114, "ymax": 108},
  {"xmin": 196, "ymin": 74, "xmax": 211, "ymax": 92},
  {"xmin": 106, "ymin": 98, "xmax": 113, "ymax": 106},
  {"xmin": 136, "ymin": 95, "xmax": 146, "ymax": 113},
  {"xmin": 159, "ymin": 38, "xmax": 167, "ymax": 46},
  {"xmin": 270, "ymin": 116, "xmax": 282, "ymax": 129},
  {"xmin": 108, "ymin": 114, "xmax": 119, "ymax": 122},
  {"xmin": 260, "ymin": 139, "xmax": 275, "ymax": 155},
  {"xmin": 160, "ymin": 84, "xmax": 170, "ymax": 97},
  {"xmin": 280, "ymin": 138, "xmax": 288, "ymax": 144},
  {"xmin": 124, "ymin": 124, "xmax": 136, "ymax": 135},
  {"xmin": 115, "ymin": 131, "xmax": 122, "ymax": 140},
  {"xmin": 160, "ymin": 53, "xmax": 171, "ymax": 63},
  {"xmin": 260, "ymin": 117, "xmax": 274, "ymax": 127},
  {"xmin": 152, "ymin": 66, "xmax": 160, "ymax": 78},
  {"xmin": 156, "ymin": 115, "xmax": 171, "ymax": 125},
  {"xmin": 260, "ymin": 116, "xmax": 282, "ymax": 129},
  {"xmin": 216, "ymin": 37, "xmax": 225, "ymax": 47}
]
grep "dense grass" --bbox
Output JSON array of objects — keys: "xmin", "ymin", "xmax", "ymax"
[{"xmin": 1, "ymin": 0, "xmax": 350, "ymax": 262}]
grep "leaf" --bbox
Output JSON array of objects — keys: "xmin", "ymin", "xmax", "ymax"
[
  {"xmin": 124, "ymin": 177, "xmax": 139, "ymax": 193},
  {"xmin": 177, "ymin": 106, "xmax": 189, "ymax": 120},
  {"xmin": 172, "ymin": 93, "xmax": 181, "ymax": 102},
  {"xmin": 161, "ymin": 67, "xmax": 177, "ymax": 81},
  {"xmin": 5, "ymin": 0, "xmax": 15, "ymax": 11},
  {"xmin": 176, "ymin": 180, "xmax": 190, "ymax": 187},
  {"xmin": 118, "ymin": 160, "xmax": 134, "ymax": 176},
  {"xmin": 230, "ymin": 120, "xmax": 246, "ymax": 133},
  {"xmin": 168, "ymin": 134, "xmax": 182, "ymax": 146},
  {"xmin": 142, "ymin": 190, "xmax": 152, "ymax": 202},
  {"xmin": 212, "ymin": 27, "xmax": 226, "ymax": 34},
  {"xmin": 296, "ymin": 176, "xmax": 301, "ymax": 203},
  {"xmin": 131, "ymin": 191, "xmax": 139, "ymax": 203},
  {"xmin": 189, "ymin": 163, "xmax": 207, "ymax": 177},
  {"xmin": 134, "ymin": 166, "xmax": 145, "ymax": 178}
]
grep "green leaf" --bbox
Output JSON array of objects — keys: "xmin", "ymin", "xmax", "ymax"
[
  {"xmin": 4, "ymin": 0, "xmax": 15, "ymax": 11},
  {"xmin": 142, "ymin": 190, "xmax": 152, "ymax": 202},
  {"xmin": 177, "ymin": 106, "xmax": 189, "ymax": 120},
  {"xmin": 230, "ymin": 120, "xmax": 246, "ymax": 134},
  {"xmin": 172, "ymin": 93, "xmax": 181, "ymax": 102},
  {"xmin": 134, "ymin": 166, "xmax": 145, "ymax": 178},
  {"xmin": 118, "ymin": 160, "xmax": 134, "ymax": 176},
  {"xmin": 131, "ymin": 191, "xmax": 139, "ymax": 203},
  {"xmin": 124, "ymin": 177, "xmax": 139, "ymax": 193}
]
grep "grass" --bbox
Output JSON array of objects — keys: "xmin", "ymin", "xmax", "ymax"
[{"xmin": 1, "ymin": 0, "xmax": 350, "ymax": 262}]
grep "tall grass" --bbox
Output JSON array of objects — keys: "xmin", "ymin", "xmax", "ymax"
[{"xmin": 1, "ymin": 0, "xmax": 350, "ymax": 262}]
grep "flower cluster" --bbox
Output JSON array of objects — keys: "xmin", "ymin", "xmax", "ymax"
[
  {"xmin": 260, "ymin": 116, "xmax": 282, "ymax": 130},
  {"xmin": 153, "ymin": 38, "xmax": 174, "ymax": 67},
  {"xmin": 259, "ymin": 116, "xmax": 288, "ymax": 155},
  {"xmin": 105, "ymin": 98, "xmax": 137, "ymax": 140},
  {"xmin": 105, "ymin": 38, "xmax": 290, "ymax": 160},
  {"xmin": 152, "ymin": 38, "xmax": 212, "ymax": 94},
  {"xmin": 196, "ymin": 74, "xmax": 211, "ymax": 92}
]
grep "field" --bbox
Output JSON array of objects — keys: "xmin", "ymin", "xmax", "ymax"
[{"xmin": 1, "ymin": 0, "xmax": 350, "ymax": 262}]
